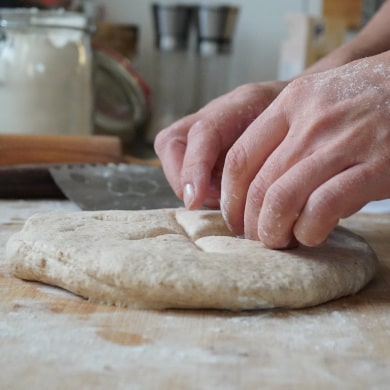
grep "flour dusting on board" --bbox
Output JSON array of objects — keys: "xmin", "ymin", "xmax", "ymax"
[
  {"xmin": 1, "ymin": 201, "xmax": 390, "ymax": 388},
  {"xmin": 0, "ymin": 299, "xmax": 245, "ymax": 377}
]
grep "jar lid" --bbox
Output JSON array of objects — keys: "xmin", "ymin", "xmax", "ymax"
[{"xmin": 0, "ymin": 8, "xmax": 90, "ymax": 32}]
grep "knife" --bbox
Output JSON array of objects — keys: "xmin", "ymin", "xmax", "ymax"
[
  {"xmin": 48, "ymin": 163, "xmax": 183, "ymax": 210},
  {"xmin": 0, "ymin": 133, "xmax": 123, "ymax": 199},
  {"xmin": 0, "ymin": 134, "xmax": 180, "ymax": 209}
]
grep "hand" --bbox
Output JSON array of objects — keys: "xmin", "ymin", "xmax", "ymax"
[
  {"xmin": 221, "ymin": 54, "xmax": 390, "ymax": 248},
  {"xmin": 154, "ymin": 81, "xmax": 288, "ymax": 209}
]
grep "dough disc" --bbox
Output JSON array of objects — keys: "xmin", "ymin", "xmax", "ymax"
[{"xmin": 6, "ymin": 209, "xmax": 377, "ymax": 311}]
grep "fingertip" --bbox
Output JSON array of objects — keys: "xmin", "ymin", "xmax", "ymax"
[
  {"xmin": 293, "ymin": 217, "xmax": 336, "ymax": 247},
  {"xmin": 221, "ymin": 190, "xmax": 245, "ymax": 236},
  {"xmin": 183, "ymin": 183, "xmax": 195, "ymax": 209},
  {"xmin": 257, "ymin": 226, "xmax": 295, "ymax": 249},
  {"xmin": 183, "ymin": 182, "xmax": 210, "ymax": 210}
]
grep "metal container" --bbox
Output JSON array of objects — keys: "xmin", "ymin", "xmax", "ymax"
[
  {"xmin": 152, "ymin": 3, "xmax": 194, "ymax": 51},
  {"xmin": 196, "ymin": 5, "xmax": 239, "ymax": 56},
  {"xmin": 146, "ymin": 4, "xmax": 196, "ymax": 143},
  {"xmin": 194, "ymin": 5, "xmax": 239, "ymax": 109}
]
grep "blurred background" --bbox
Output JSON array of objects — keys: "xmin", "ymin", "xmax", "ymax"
[{"xmin": 0, "ymin": 0, "xmax": 385, "ymax": 156}]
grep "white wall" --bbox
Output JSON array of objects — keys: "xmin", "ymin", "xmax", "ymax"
[{"xmin": 94, "ymin": 0, "xmax": 322, "ymax": 88}]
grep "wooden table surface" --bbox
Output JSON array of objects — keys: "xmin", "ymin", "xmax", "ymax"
[{"xmin": 0, "ymin": 200, "xmax": 389, "ymax": 390}]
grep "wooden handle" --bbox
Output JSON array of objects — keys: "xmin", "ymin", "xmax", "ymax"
[
  {"xmin": 0, "ymin": 134, "xmax": 123, "ymax": 166},
  {"xmin": 0, "ymin": 164, "xmax": 65, "ymax": 199},
  {"xmin": 122, "ymin": 154, "xmax": 161, "ymax": 167}
]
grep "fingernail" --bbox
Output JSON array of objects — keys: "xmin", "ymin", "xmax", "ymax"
[{"xmin": 183, "ymin": 183, "xmax": 195, "ymax": 208}]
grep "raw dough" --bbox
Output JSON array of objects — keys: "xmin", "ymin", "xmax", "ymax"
[{"xmin": 6, "ymin": 209, "xmax": 378, "ymax": 311}]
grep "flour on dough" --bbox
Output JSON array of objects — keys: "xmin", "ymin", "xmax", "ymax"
[{"xmin": 6, "ymin": 209, "xmax": 378, "ymax": 311}]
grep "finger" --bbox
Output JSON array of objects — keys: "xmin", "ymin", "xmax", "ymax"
[
  {"xmin": 243, "ymin": 131, "xmax": 305, "ymax": 241},
  {"xmin": 253, "ymin": 151, "xmax": 348, "ymax": 248},
  {"xmin": 154, "ymin": 114, "xmax": 199, "ymax": 199},
  {"xmin": 157, "ymin": 82, "xmax": 287, "ymax": 210},
  {"xmin": 242, "ymin": 95, "xmax": 359, "ymax": 246},
  {"xmin": 202, "ymin": 153, "xmax": 226, "ymax": 209},
  {"xmin": 220, "ymin": 107, "xmax": 288, "ymax": 235},
  {"xmin": 294, "ymin": 162, "xmax": 390, "ymax": 246},
  {"xmin": 180, "ymin": 119, "xmax": 223, "ymax": 209},
  {"xmin": 180, "ymin": 92, "xmax": 270, "ymax": 209}
]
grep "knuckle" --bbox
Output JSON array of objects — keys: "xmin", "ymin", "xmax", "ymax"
[
  {"xmin": 257, "ymin": 181, "xmax": 295, "ymax": 249},
  {"xmin": 294, "ymin": 187, "xmax": 342, "ymax": 247},
  {"xmin": 247, "ymin": 175, "xmax": 268, "ymax": 206},
  {"xmin": 153, "ymin": 129, "xmax": 170, "ymax": 154},
  {"xmin": 307, "ymin": 187, "xmax": 339, "ymax": 221},
  {"xmin": 154, "ymin": 128, "xmax": 187, "ymax": 157},
  {"xmin": 154, "ymin": 115, "xmax": 198, "ymax": 155},
  {"xmin": 263, "ymin": 181, "xmax": 292, "ymax": 216},
  {"xmin": 224, "ymin": 144, "xmax": 250, "ymax": 179},
  {"xmin": 188, "ymin": 119, "xmax": 208, "ymax": 137},
  {"xmin": 281, "ymin": 78, "xmax": 311, "ymax": 108},
  {"xmin": 181, "ymin": 159, "xmax": 210, "ymax": 179},
  {"xmin": 230, "ymin": 83, "xmax": 258, "ymax": 98},
  {"xmin": 285, "ymin": 77, "xmax": 309, "ymax": 95},
  {"xmin": 188, "ymin": 119, "xmax": 220, "ymax": 143}
]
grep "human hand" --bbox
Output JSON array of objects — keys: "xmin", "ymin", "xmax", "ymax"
[
  {"xmin": 154, "ymin": 80, "xmax": 288, "ymax": 209},
  {"xmin": 221, "ymin": 54, "xmax": 390, "ymax": 248}
]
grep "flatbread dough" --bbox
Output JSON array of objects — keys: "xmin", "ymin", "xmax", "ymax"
[{"xmin": 6, "ymin": 208, "xmax": 377, "ymax": 311}]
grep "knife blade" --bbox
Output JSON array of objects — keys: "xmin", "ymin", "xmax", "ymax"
[{"xmin": 49, "ymin": 163, "xmax": 183, "ymax": 210}]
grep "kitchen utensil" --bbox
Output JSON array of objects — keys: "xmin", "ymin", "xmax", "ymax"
[
  {"xmin": 48, "ymin": 163, "xmax": 182, "ymax": 210},
  {"xmin": 0, "ymin": 134, "xmax": 160, "ymax": 200},
  {"xmin": 0, "ymin": 164, "xmax": 64, "ymax": 199}
]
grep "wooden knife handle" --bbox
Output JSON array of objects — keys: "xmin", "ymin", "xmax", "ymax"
[
  {"xmin": 0, "ymin": 164, "xmax": 65, "ymax": 199},
  {"xmin": 0, "ymin": 134, "xmax": 123, "ymax": 165}
]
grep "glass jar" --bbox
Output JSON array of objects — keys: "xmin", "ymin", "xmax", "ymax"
[{"xmin": 0, "ymin": 8, "xmax": 93, "ymax": 135}]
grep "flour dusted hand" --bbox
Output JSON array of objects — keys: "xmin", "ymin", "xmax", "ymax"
[
  {"xmin": 221, "ymin": 55, "xmax": 390, "ymax": 248},
  {"xmin": 155, "ymin": 1, "xmax": 390, "ymax": 249},
  {"xmin": 154, "ymin": 81, "xmax": 288, "ymax": 210},
  {"xmin": 6, "ymin": 209, "xmax": 377, "ymax": 311}
]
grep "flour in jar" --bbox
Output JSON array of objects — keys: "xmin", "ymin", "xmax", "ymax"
[{"xmin": 0, "ymin": 9, "xmax": 93, "ymax": 135}]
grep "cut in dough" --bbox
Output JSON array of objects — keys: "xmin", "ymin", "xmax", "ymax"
[{"xmin": 6, "ymin": 209, "xmax": 377, "ymax": 311}]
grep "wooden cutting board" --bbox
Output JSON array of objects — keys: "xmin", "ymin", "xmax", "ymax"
[{"xmin": 0, "ymin": 200, "xmax": 389, "ymax": 389}]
